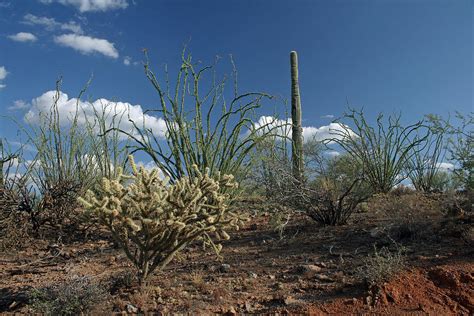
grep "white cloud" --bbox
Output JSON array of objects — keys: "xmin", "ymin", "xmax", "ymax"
[
  {"xmin": 8, "ymin": 32, "xmax": 37, "ymax": 42},
  {"xmin": 0, "ymin": 66, "xmax": 7, "ymax": 80},
  {"xmin": 54, "ymin": 34, "xmax": 118, "ymax": 58},
  {"xmin": 61, "ymin": 21, "xmax": 83, "ymax": 34},
  {"xmin": 303, "ymin": 123, "xmax": 355, "ymax": 142},
  {"xmin": 252, "ymin": 116, "xmax": 354, "ymax": 143},
  {"xmin": 123, "ymin": 56, "xmax": 131, "ymax": 66},
  {"xmin": 23, "ymin": 14, "xmax": 83, "ymax": 34},
  {"xmin": 436, "ymin": 162, "xmax": 455, "ymax": 172},
  {"xmin": 24, "ymin": 90, "xmax": 167, "ymax": 139},
  {"xmin": 8, "ymin": 100, "xmax": 30, "ymax": 111},
  {"xmin": 39, "ymin": 0, "xmax": 128, "ymax": 12},
  {"xmin": 0, "ymin": 66, "xmax": 7, "ymax": 89},
  {"xmin": 23, "ymin": 13, "xmax": 58, "ymax": 30},
  {"xmin": 321, "ymin": 114, "xmax": 335, "ymax": 119},
  {"xmin": 325, "ymin": 150, "xmax": 340, "ymax": 157}
]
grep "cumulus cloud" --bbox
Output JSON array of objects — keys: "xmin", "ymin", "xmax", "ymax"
[
  {"xmin": 61, "ymin": 21, "xmax": 83, "ymax": 34},
  {"xmin": 54, "ymin": 34, "xmax": 118, "ymax": 58},
  {"xmin": 0, "ymin": 66, "xmax": 7, "ymax": 80},
  {"xmin": 321, "ymin": 114, "xmax": 335, "ymax": 119},
  {"xmin": 8, "ymin": 100, "xmax": 30, "ymax": 111},
  {"xmin": 252, "ymin": 116, "xmax": 354, "ymax": 143},
  {"xmin": 23, "ymin": 13, "xmax": 83, "ymax": 34},
  {"xmin": 24, "ymin": 90, "xmax": 167, "ymax": 139},
  {"xmin": 123, "ymin": 56, "xmax": 131, "ymax": 66},
  {"xmin": 39, "ymin": 0, "xmax": 128, "ymax": 12},
  {"xmin": 436, "ymin": 162, "xmax": 455, "ymax": 172},
  {"xmin": 8, "ymin": 32, "xmax": 37, "ymax": 42},
  {"xmin": 23, "ymin": 14, "xmax": 58, "ymax": 30},
  {"xmin": 325, "ymin": 150, "xmax": 340, "ymax": 157},
  {"xmin": 0, "ymin": 66, "xmax": 7, "ymax": 89}
]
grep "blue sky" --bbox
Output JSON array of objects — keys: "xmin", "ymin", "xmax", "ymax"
[{"xmin": 0, "ymin": 0, "xmax": 472, "ymax": 148}]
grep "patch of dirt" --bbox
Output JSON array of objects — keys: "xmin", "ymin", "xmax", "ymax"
[{"xmin": 1, "ymin": 194, "xmax": 473, "ymax": 314}]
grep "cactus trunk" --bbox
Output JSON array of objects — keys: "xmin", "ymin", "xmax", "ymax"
[{"xmin": 290, "ymin": 51, "xmax": 304, "ymax": 182}]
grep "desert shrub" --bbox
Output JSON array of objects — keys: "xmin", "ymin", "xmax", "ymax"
[
  {"xmin": 358, "ymin": 244, "xmax": 406, "ymax": 287},
  {"xmin": 330, "ymin": 109, "xmax": 429, "ymax": 193},
  {"xmin": 293, "ymin": 153, "xmax": 370, "ymax": 225},
  {"xmin": 79, "ymin": 155, "xmax": 244, "ymax": 285},
  {"xmin": 15, "ymin": 79, "xmax": 129, "ymax": 237},
  {"xmin": 298, "ymin": 179, "xmax": 368, "ymax": 225},
  {"xmin": 114, "ymin": 50, "xmax": 274, "ymax": 196},
  {"xmin": 300, "ymin": 185, "xmax": 363, "ymax": 225},
  {"xmin": 440, "ymin": 190, "xmax": 472, "ymax": 215},
  {"xmin": 427, "ymin": 112, "xmax": 473, "ymax": 191},
  {"xmin": 29, "ymin": 276, "xmax": 107, "ymax": 315},
  {"xmin": 0, "ymin": 140, "xmax": 33, "ymax": 248},
  {"xmin": 252, "ymin": 133, "xmax": 371, "ymax": 225},
  {"xmin": 369, "ymin": 192, "xmax": 442, "ymax": 242},
  {"xmin": 406, "ymin": 121, "xmax": 448, "ymax": 192}
]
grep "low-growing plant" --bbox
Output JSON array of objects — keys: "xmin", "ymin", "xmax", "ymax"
[
  {"xmin": 79, "ymin": 155, "xmax": 245, "ymax": 285},
  {"xmin": 358, "ymin": 244, "xmax": 406, "ymax": 287},
  {"xmin": 297, "ymin": 176, "xmax": 369, "ymax": 225},
  {"xmin": 29, "ymin": 276, "xmax": 107, "ymax": 315},
  {"xmin": 0, "ymin": 139, "xmax": 33, "ymax": 248}
]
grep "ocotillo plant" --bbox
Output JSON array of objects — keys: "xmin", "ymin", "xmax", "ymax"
[
  {"xmin": 111, "ymin": 49, "xmax": 274, "ymax": 198},
  {"xmin": 290, "ymin": 51, "xmax": 304, "ymax": 182}
]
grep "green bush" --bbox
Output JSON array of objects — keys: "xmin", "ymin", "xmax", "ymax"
[
  {"xmin": 29, "ymin": 276, "xmax": 107, "ymax": 315},
  {"xmin": 358, "ymin": 244, "xmax": 406, "ymax": 286}
]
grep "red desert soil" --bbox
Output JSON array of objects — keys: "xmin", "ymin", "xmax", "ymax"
[{"xmin": 1, "ymin": 200, "xmax": 473, "ymax": 315}]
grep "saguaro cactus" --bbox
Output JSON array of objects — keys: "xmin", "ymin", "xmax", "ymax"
[{"xmin": 290, "ymin": 51, "xmax": 304, "ymax": 182}]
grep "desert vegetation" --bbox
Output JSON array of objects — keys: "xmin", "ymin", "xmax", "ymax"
[{"xmin": 1, "ymin": 50, "xmax": 472, "ymax": 315}]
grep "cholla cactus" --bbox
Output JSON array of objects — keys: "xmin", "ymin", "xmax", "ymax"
[{"xmin": 78, "ymin": 155, "xmax": 243, "ymax": 285}]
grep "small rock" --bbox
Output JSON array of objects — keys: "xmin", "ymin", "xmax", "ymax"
[
  {"xmin": 283, "ymin": 296, "xmax": 299, "ymax": 305},
  {"xmin": 126, "ymin": 304, "xmax": 138, "ymax": 314},
  {"xmin": 244, "ymin": 301, "xmax": 253, "ymax": 312},
  {"xmin": 268, "ymin": 275, "xmax": 276, "ymax": 280},
  {"xmin": 227, "ymin": 306, "xmax": 237, "ymax": 314},
  {"xmin": 314, "ymin": 274, "xmax": 334, "ymax": 282},
  {"xmin": 219, "ymin": 264, "xmax": 231, "ymax": 273},
  {"xmin": 294, "ymin": 264, "xmax": 322, "ymax": 274},
  {"xmin": 249, "ymin": 272, "xmax": 258, "ymax": 279}
]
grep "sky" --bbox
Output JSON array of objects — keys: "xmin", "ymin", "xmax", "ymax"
[{"xmin": 0, "ymin": 0, "xmax": 472, "ymax": 157}]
